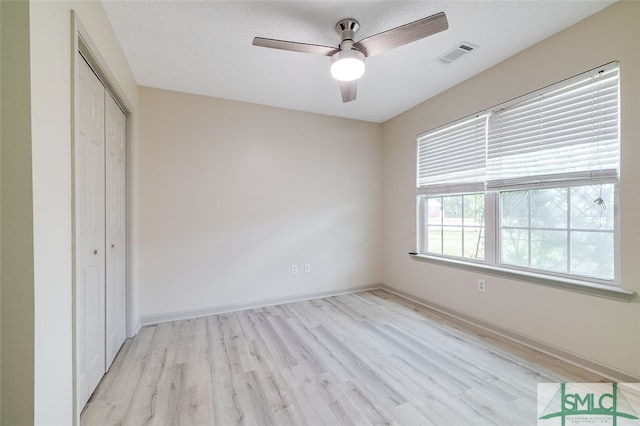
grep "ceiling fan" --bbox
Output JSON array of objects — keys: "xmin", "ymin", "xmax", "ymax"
[{"xmin": 252, "ymin": 12, "xmax": 448, "ymax": 103}]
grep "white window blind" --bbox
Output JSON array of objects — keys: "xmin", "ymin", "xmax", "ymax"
[
  {"xmin": 486, "ymin": 62, "xmax": 619, "ymax": 190},
  {"xmin": 417, "ymin": 114, "xmax": 486, "ymax": 195},
  {"xmin": 416, "ymin": 62, "xmax": 619, "ymax": 194}
]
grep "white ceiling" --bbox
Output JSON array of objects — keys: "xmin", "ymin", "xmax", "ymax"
[{"xmin": 102, "ymin": 0, "xmax": 616, "ymax": 123}]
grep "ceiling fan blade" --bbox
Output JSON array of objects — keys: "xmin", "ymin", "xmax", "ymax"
[
  {"xmin": 339, "ymin": 81, "xmax": 357, "ymax": 103},
  {"xmin": 252, "ymin": 37, "xmax": 338, "ymax": 56},
  {"xmin": 353, "ymin": 12, "xmax": 448, "ymax": 57}
]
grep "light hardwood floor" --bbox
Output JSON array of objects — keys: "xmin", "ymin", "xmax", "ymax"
[{"xmin": 81, "ymin": 290, "xmax": 606, "ymax": 425}]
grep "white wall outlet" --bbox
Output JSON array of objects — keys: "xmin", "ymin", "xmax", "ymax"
[
  {"xmin": 304, "ymin": 263, "xmax": 311, "ymax": 274},
  {"xmin": 477, "ymin": 279, "xmax": 486, "ymax": 293},
  {"xmin": 291, "ymin": 264, "xmax": 298, "ymax": 275}
]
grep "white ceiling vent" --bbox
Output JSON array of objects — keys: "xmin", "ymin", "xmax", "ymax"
[{"xmin": 437, "ymin": 42, "xmax": 478, "ymax": 64}]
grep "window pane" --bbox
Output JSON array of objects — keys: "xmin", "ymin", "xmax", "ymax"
[
  {"xmin": 427, "ymin": 226, "xmax": 442, "ymax": 254},
  {"xmin": 501, "ymin": 228, "xmax": 529, "ymax": 267},
  {"xmin": 570, "ymin": 185, "xmax": 614, "ymax": 230},
  {"xmin": 571, "ymin": 231, "xmax": 614, "ymax": 279},
  {"xmin": 424, "ymin": 194, "xmax": 484, "ymax": 260},
  {"xmin": 443, "ymin": 196, "xmax": 463, "ymax": 225},
  {"xmin": 443, "ymin": 227, "xmax": 462, "ymax": 257},
  {"xmin": 464, "ymin": 228, "xmax": 484, "ymax": 260},
  {"xmin": 531, "ymin": 188, "xmax": 567, "ymax": 229},
  {"xmin": 501, "ymin": 191, "xmax": 529, "ymax": 227},
  {"xmin": 531, "ymin": 230, "xmax": 567, "ymax": 272},
  {"xmin": 463, "ymin": 194, "xmax": 484, "ymax": 227},
  {"xmin": 427, "ymin": 197, "xmax": 442, "ymax": 225}
]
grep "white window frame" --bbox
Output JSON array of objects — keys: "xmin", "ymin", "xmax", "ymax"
[
  {"xmin": 494, "ymin": 184, "xmax": 619, "ymax": 284},
  {"xmin": 418, "ymin": 185, "xmax": 619, "ymax": 285},
  {"xmin": 418, "ymin": 193, "xmax": 486, "ymax": 260},
  {"xmin": 414, "ymin": 62, "xmax": 632, "ymax": 299}
]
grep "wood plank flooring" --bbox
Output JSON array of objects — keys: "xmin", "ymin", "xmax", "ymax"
[{"xmin": 81, "ymin": 290, "xmax": 606, "ymax": 425}]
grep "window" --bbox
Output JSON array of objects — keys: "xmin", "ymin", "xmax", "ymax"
[
  {"xmin": 417, "ymin": 62, "xmax": 619, "ymax": 284},
  {"xmin": 500, "ymin": 185, "xmax": 615, "ymax": 280},
  {"xmin": 423, "ymin": 194, "xmax": 485, "ymax": 259}
]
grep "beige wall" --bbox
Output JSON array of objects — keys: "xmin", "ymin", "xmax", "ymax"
[
  {"xmin": 382, "ymin": 0, "xmax": 640, "ymax": 379},
  {"xmin": 1, "ymin": 1, "xmax": 35, "ymax": 424},
  {"xmin": 28, "ymin": 1, "xmax": 139, "ymax": 423},
  {"xmin": 139, "ymin": 87, "xmax": 382, "ymax": 318}
]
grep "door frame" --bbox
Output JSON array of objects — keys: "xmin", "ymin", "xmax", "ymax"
[{"xmin": 70, "ymin": 11, "xmax": 137, "ymax": 424}]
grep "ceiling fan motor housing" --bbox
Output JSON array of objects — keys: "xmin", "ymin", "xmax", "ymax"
[{"xmin": 335, "ymin": 18, "xmax": 361, "ymax": 43}]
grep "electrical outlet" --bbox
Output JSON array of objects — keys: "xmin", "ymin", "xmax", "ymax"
[
  {"xmin": 304, "ymin": 263, "xmax": 311, "ymax": 274},
  {"xmin": 477, "ymin": 279, "xmax": 486, "ymax": 293},
  {"xmin": 291, "ymin": 265, "xmax": 298, "ymax": 275}
]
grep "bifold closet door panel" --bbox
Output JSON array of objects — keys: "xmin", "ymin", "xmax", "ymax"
[
  {"xmin": 76, "ymin": 55, "xmax": 107, "ymax": 409},
  {"xmin": 105, "ymin": 94, "xmax": 127, "ymax": 369}
]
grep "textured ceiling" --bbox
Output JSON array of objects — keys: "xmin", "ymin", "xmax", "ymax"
[{"xmin": 102, "ymin": 0, "xmax": 616, "ymax": 123}]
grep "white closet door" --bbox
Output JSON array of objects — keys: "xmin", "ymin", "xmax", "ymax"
[
  {"xmin": 76, "ymin": 55, "xmax": 106, "ymax": 409},
  {"xmin": 105, "ymin": 94, "xmax": 127, "ymax": 368}
]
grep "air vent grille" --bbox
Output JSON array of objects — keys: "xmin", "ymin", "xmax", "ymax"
[{"xmin": 437, "ymin": 42, "xmax": 478, "ymax": 64}]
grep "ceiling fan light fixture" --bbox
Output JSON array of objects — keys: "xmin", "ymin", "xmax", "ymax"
[{"xmin": 330, "ymin": 49, "xmax": 365, "ymax": 82}]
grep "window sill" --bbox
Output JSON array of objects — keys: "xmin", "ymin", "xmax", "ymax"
[{"xmin": 409, "ymin": 253, "xmax": 637, "ymax": 302}]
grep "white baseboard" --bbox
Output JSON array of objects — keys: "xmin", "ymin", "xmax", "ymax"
[
  {"xmin": 139, "ymin": 284, "xmax": 382, "ymax": 326},
  {"xmin": 126, "ymin": 319, "xmax": 142, "ymax": 339},
  {"xmin": 379, "ymin": 284, "xmax": 640, "ymax": 383}
]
